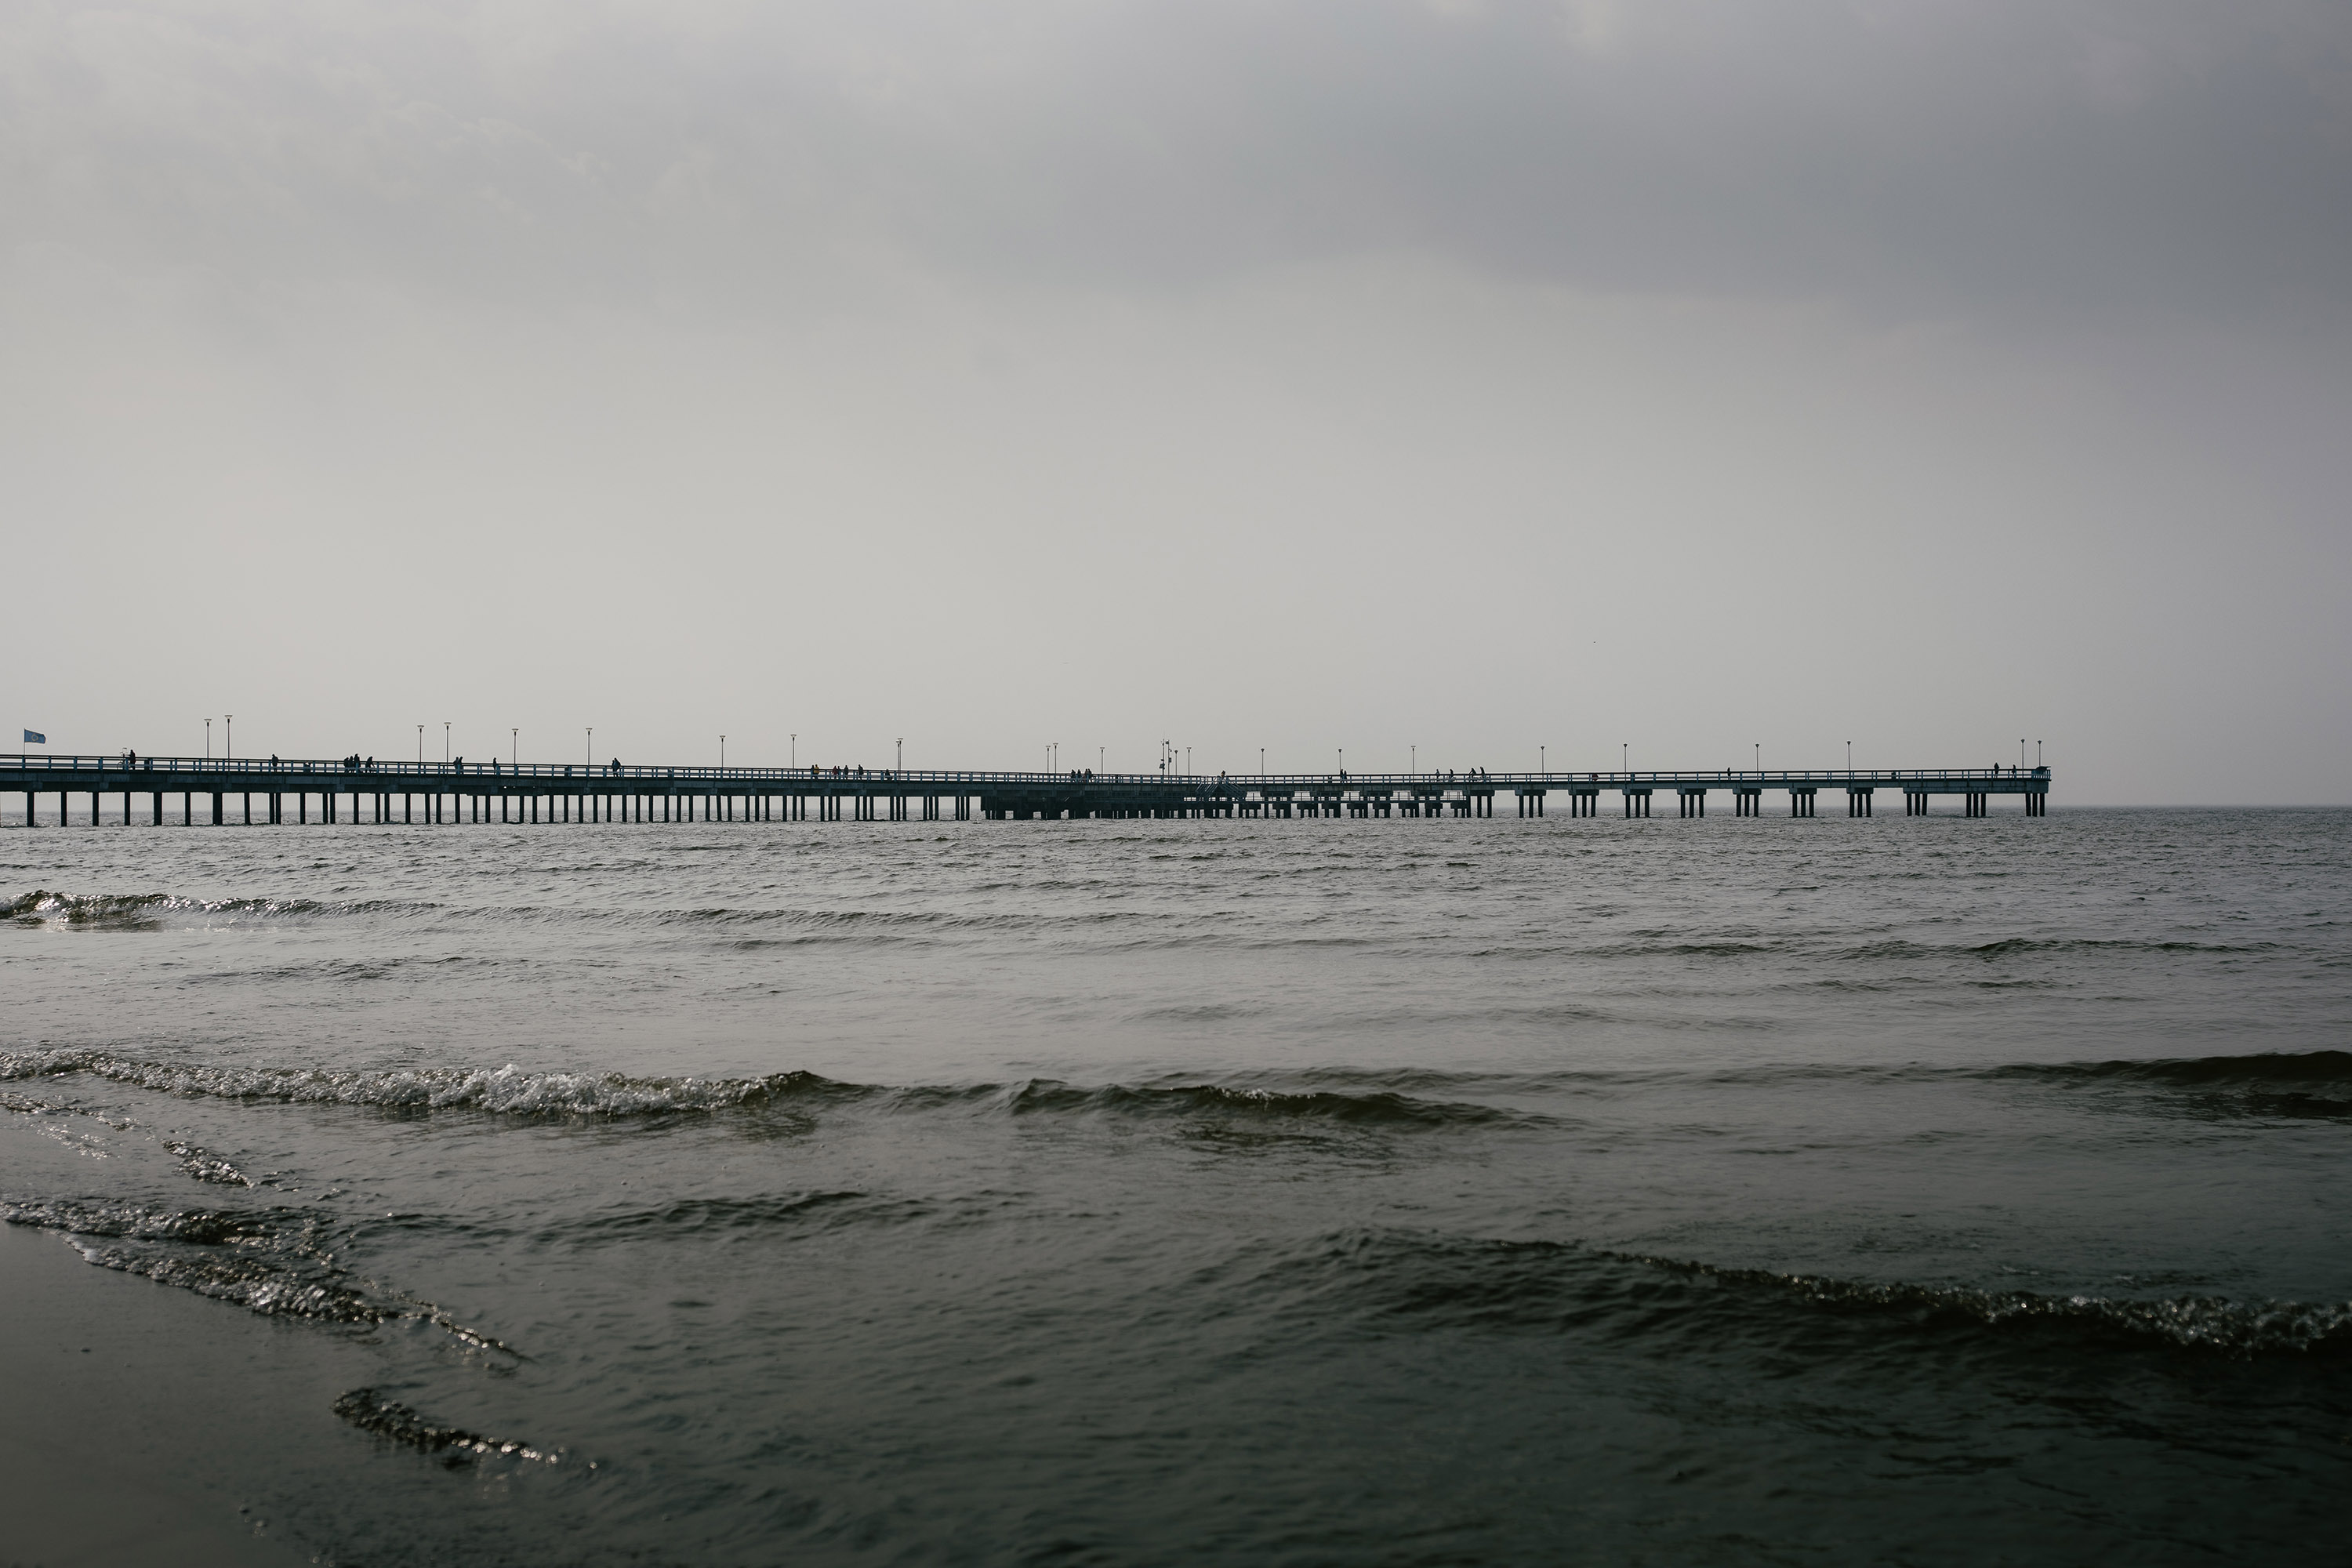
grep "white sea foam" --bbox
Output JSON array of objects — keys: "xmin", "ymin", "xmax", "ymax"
[{"xmin": 2, "ymin": 1048, "xmax": 827, "ymax": 1117}]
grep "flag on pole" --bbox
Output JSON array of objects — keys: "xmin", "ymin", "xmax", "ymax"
[{"xmin": 22, "ymin": 730, "xmax": 44, "ymax": 744}]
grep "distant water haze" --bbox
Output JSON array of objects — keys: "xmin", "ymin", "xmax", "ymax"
[{"xmin": 4, "ymin": 2, "xmax": 2347, "ymax": 800}]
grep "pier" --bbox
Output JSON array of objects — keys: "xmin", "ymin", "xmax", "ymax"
[{"xmin": 3, "ymin": 754, "xmax": 2050, "ymax": 826}]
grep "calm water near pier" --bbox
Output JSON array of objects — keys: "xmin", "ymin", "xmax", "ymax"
[{"xmin": 4, "ymin": 808, "xmax": 2350, "ymax": 1563}]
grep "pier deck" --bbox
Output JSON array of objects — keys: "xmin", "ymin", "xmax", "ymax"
[{"xmin": 4, "ymin": 755, "xmax": 2050, "ymax": 825}]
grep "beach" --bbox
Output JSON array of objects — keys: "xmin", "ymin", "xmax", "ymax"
[{"xmin": 0, "ymin": 1220, "xmax": 316, "ymax": 1567}]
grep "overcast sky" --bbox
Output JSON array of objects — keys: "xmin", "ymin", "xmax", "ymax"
[{"xmin": 5, "ymin": 0, "xmax": 2348, "ymax": 800}]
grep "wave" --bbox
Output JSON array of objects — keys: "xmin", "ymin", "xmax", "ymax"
[
  {"xmin": 1257, "ymin": 1229, "xmax": 2352, "ymax": 1359},
  {"xmin": 27, "ymin": 1044, "xmax": 2325, "ymax": 1133},
  {"xmin": 556, "ymin": 1190, "xmax": 942, "ymax": 1242},
  {"xmin": 70, "ymin": 1239, "xmax": 393, "ymax": 1324},
  {"xmin": 1214, "ymin": 1051, "xmax": 2352, "ymax": 1103},
  {"xmin": 2, "ymin": 1049, "xmax": 857, "ymax": 1119},
  {"xmin": 2, "ymin": 888, "xmax": 1398, "ymax": 954},
  {"xmin": 1637, "ymin": 1252, "xmax": 2352, "ymax": 1356},
  {"xmin": 653, "ymin": 905, "xmax": 1153, "ymax": 932},
  {"xmin": 7, "ymin": 1196, "xmax": 386, "ymax": 1324},
  {"xmin": 1994, "ymin": 1050, "xmax": 2352, "ymax": 1088},
  {"xmin": 333, "ymin": 1389, "xmax": 558, "ymax": 1464},
  {"xmin": 1981, "ymin": 1050, "xmax": 2352, "ymax": 1118},
  {"xmin": 1963, "ymin": 937, "xmax": 2282, "ymax": 956},
  {"xmin": 2, "ymin": 1197, "xmax": 515, "ymax": 1352},
  {"xmin": 1, "ymin": 1196, "xmax": 299, "ymax": 1247},
  {"xmin": 1833, "ymin": 936, "xmax": 2282, "ymax": 962},
  {"xmin": 1, "ymin": 1050, "xmax": 1530, "ymax": 1131},
  {"xmin": 162, "ymin": 1138, "xmax": 258, "ymax": 1186},
  {"xmin": 902, "ymin": 1076, "xmax": 1536, "ymax": 1131},
  {"xmin": 3, "ymin": 890, "xmax": 1199, "ymax": 938},
  {"xmin": 4, "ymin": 890, "xmax": 422, "ymax": 927},
  {"xmin": 1, "ymin": 1088, "xmax": 86, "ymax": 1119},
  {"xmin": 1580, "ymin": 940, "xmax": 1781, "ymax": 960},
  {"xmin": 1000, "ymin": 1080, "xmax": 1533, "ymax": 1128}
]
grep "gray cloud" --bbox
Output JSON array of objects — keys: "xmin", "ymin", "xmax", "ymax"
[{"xmin": 9, "ymin": 1, "xmax": 2348, "ymax": 323}]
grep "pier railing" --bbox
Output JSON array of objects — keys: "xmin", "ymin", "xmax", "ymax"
[{"xmin": 2, "ymin": 754, "xmax": 2049, "ymax": 790}]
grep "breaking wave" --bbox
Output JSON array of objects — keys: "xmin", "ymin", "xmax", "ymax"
[
  {"xmin": 333, "ymin": 1388, "xmax": 558, "ymax": 1463},
  {"xmin": 1, "ymin": 1050, "xmax": 1528, "ymax": 1130},
  {"xmin": 162, "ymin": 1139, "xmax": 258, "ymax": 1186},
  {"xmin": 2, "ymin": 1198, "xmax": 514, "ymax": 1352},
  {"xmin": 1, "ymin": 1048, "xmax": 853, "ymax": 1118},
  {"xmin": 4, "ymin": 890, "xmax": 419, "ymax": 927},
  {"xmin": 14, "ymin": 1046, "xmax": 2347, "ymax": 1133}
]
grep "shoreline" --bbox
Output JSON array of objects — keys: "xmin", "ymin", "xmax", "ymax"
[{"xmin": 0, "ymin": 1220, "xmax": 323, "ymax": 1567}]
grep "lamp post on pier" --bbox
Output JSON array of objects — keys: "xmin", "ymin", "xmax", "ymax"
[
  {"xmin": 510, "ymin": 728, "xmax": 517, "ymax": 768},
  {"xmin": 586, "ymin": 728, "xmax": 593, "ymax": 767},
  {"xmin": 226, "ymin": 715, "xmax": 234, "ymax": 760},
  {"xmin": 205, "ymin": 719, "xmax": 212, "ymax": 760},
  {"xmin": 445, "ymin": 723, "xmax": 452, "ymax": 764}
]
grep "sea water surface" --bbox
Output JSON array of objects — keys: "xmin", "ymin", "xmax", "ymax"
[{"xmin": 3, "ymin": 808, "xmax": 2349, "ymax": 1563}]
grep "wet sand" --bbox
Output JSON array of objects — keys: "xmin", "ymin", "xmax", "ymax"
[{"xmin": 0, "ymin": 1221, "xmax": 320, "ymax": 1566}]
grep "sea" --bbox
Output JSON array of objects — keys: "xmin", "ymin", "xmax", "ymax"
[{"xmin": 4, "ymin": 806, "xmax": 2349, "ymax": 1564}]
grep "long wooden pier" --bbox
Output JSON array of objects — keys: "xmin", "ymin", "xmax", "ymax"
[{"xmin": 3, "ymin": 753, "xmax": 2049, "ymax": 826}]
